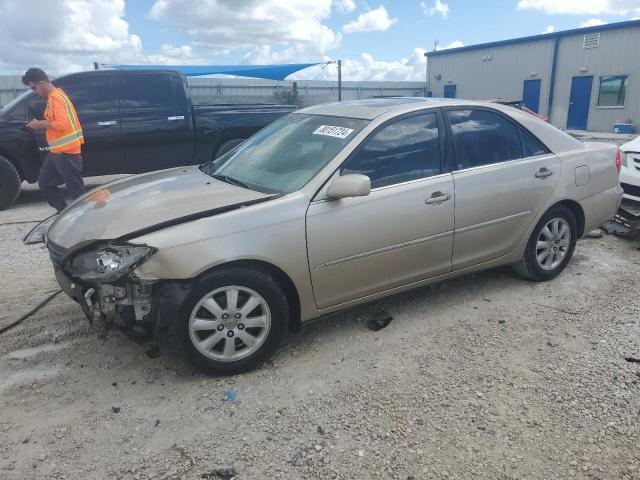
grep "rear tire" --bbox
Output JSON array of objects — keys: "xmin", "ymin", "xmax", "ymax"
[
  {"xmin": 180, "ymin": 267, "xmax": 289, "ymax": 375},
  {"xmin": 513, "ymin": 205, "xmax": 577, "ymax": 282},
  {"xmin": 0, "ymin": 155, "xmax": 21, "ymax": 210},
  {"xmin": 215, "ymin": 139, "xmax": 245, "ymax": 159}
]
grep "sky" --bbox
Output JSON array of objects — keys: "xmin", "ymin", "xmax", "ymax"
[{"xmin": 0, "ymin": 0, "xmax": 639, "ymax": 81}]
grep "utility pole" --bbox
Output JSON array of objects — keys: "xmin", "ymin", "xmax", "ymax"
[
  {"xmin": 324, "ymin": 60, "xmax": 343, "ymax": 101},
  {"xmin": 338, "ymin": 59, "xmax": 342, "ymax": 102},
  {"xmin": 424, "ymin": 51, "xmax": 429, "ymax": 97}
]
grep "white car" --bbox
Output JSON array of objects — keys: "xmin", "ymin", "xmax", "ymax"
[{"xmin": 620, "ymin": 135, "xmax": 640, "ymax": 202}]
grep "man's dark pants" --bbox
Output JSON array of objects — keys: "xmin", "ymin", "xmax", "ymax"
[{"xmin": 38, "ymin": 152, "xmax": 86, "ymax": 212}]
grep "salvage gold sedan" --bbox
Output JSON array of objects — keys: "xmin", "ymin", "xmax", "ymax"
[{"xmin": 26, "ymin": 98, "xmax": 623, "ymax": 374}]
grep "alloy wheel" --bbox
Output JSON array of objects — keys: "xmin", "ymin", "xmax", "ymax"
[
  {"xmin": 535, "ymin": 217, "xmax": 571, "ymax": 271},
  {"xmin": 188, "ymin": 285, "xmax": 272, "ymax": 362}
]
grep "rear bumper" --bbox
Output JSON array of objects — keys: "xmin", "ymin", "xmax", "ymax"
[{"xmin": 580, "ymin": 184, "xmax": 624, "ymax": 235}]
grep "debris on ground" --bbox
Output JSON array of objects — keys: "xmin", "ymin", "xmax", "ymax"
[
  {"xmin": 111, "ymin": 406, "xmax": 121, "ymax": 414},
  {"xmin": 625, "ymin": 357, "xmax": 640, "ymax": 364},
  {"xmin": 601, "ymin": 206, "xmax": 640, "ymax": 237},
  {"xmin": 367, "ymin": 310, "xmax": 393, "ymax": 331},
  {"xmin": 201, "ymin": 468, "xmax": 237, "ymax": 479},
  {"xmin": 222, "ymin": 390, "xmax": 237, "ymax": 402},
  {"xmin": 289, "ymin": 448, "xmax": 306, "ymax": 466},
  {"xmin": 585, "ymin": 229, "xmax": 604, "ymax": 238}
]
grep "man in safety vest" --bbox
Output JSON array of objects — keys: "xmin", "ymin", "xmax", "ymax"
[{"xmin": 23, "ymin": 67, "xmax": 86, "ymax": 213}]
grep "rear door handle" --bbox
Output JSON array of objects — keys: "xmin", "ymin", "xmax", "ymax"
[
  {"xmin": 425, "ymin": 192, "xmax": 452, "ymax": 204},
  {"xmin": 168, "ymin": 115, "xmax": 185, "ymax": 121},
  {"xmin": 97, "ymin": 120, "xmax": 117, "ymax": 126},
  {"xmin": 535, "ymin": 167, "xmax": 554, "ymax": 179}
]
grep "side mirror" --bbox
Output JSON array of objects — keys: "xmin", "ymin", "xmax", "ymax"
[{"xmin": 326, "ymin": 174, "xmax": 371, "ymax": 199}]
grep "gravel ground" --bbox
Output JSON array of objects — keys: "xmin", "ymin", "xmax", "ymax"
[{"xmin": 1, "ymin": 179, "xmax": 640, "ymax": 480}]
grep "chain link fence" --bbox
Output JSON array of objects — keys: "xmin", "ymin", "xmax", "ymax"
[{"xmin": 1, "ymin": 75, "xmax": 426, "ymax": 108}]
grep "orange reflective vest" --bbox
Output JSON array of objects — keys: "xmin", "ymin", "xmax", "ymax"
[{"xmin": 44, "ymin": 88, "xmax": 84, "ymax": 154}]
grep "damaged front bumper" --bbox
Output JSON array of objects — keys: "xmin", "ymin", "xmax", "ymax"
[{"xmin": 48, "ymin": 241, "xmax": 189, "ymax": 336}]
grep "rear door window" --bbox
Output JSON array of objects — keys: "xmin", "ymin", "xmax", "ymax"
[
  {"xmin": 341, "ymin": 112, "xmax": 441, "ymax": 189},
  {"xmin": 520, "ymin": 128, "xmax": 549, "ymax": 157},
  {"xmin": 446, "ymin": 109, "xmax": 522, "ymax": 169},
  {"xmin": 54, "ymin": 73, "xmax": 117, "ymax": 115},
  {"xmin": 120, "ymin": 73, "xmax": 176, "ymax": 110}
]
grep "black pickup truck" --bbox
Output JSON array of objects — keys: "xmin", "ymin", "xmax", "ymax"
[{"xmin": 0, "ymin": 69, "xmax": 296, "ymax": 209}]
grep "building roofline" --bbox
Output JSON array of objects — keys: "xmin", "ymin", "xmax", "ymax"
[{"xmin": 425, "ymin": 19, "xmax": 640, "ymax": 57}]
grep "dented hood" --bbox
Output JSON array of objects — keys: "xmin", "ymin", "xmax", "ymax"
[{"xmin": 47, "ymin": 166, "xmax": 271, "ymax": 249}]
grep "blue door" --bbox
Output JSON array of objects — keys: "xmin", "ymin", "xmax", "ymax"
[
  {"xmin": 444, "ymin": 84, "xmax": 456, "ymax": 98},
  {"xmin": 567, "ymin": 76, "xmax": 593, "ymax": 130},
  {"xmin": 522, "ymin": 79, "xmax": 541, "ymax": 113}
]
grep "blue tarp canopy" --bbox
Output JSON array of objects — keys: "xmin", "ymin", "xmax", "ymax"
[{"xmin": 106, "ymin": 63, "xmax": 320, "ymax": 81}]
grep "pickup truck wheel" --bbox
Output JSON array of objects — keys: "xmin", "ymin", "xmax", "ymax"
[
  {"xmin": 0, "ymin": 155, "xmax": 21, "ymax": 210},
  {"xmin": 180, "ymin": 267, "xmax": 289, "ymax": 375},
  {"xmin": 513, "ymin": 205, "xmax": 577, "ymax": 282},
  {"xmin": 215, "ymin": 139, "xmax": 245, "ymax": 158}
]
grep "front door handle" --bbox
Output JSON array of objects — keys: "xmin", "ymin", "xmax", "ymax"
[
  {"xmin": 535, "ymin": 167, "xmax": 554, "ymax": 179},
  {"xmin": 425, "ymin": 192, "xmax": 452, "ymax": 204},
  {"xmin": 97, "ymin": 120, "xmax": 117, "ymax": 126},
  {"xmin": 168, "ymin": 115, "xmax": 185, "ymax": 121}
]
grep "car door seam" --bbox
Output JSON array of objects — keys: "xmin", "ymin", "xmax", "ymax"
[
  {"xmin": 455, "ymin": 211, "xmax": 532, "ymax": 235},
  {"xmin": 313, "ymin": 230, "xmax": 454, "ymax": 270}
]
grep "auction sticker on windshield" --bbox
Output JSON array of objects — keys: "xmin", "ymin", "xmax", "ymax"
[{"xmin": 313, "ymin": 125, "xmax": 354, "ymax": 139}]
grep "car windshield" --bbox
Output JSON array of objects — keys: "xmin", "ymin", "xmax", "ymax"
[
  {"xmin": 0, "ymin": 90, "xmax": 31, "ymax": 115},
  {"xmin": 201, "ymin": 113, "xmax": 369, "ymax": 194}
]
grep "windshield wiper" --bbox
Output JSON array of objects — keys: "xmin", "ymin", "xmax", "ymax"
[{"xmin": 210, "ymin": 174, "xmax": 252, "ymax": 190}]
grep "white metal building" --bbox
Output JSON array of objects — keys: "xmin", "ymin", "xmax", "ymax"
[{"xmin": 426, "ymin": 20, "xmax": 640, "ymax": 133}]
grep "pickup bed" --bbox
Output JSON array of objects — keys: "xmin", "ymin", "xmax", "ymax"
[{"xmin": 0, "ymin": 69, "xmax": 296, "ymax": 209}]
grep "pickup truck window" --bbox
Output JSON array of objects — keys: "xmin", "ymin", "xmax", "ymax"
[
  {"xmin": 55, "ymin": 74, "xmax": 117, "ymax": 115},
  {"xmin": 121, "ymin": 73, "xmax": 176, "ymax": 110},
  {"xmin": 202, "ymin": 113, "xmax": 368, "ymax": 194}
]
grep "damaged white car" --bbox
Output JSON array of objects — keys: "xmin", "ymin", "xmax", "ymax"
[
  {"xmin": 620, "ymin": 135, "xmax": 640, "ymax": 202},
  {"xmin": 25, "ymin": 98, "xmax": 623, "ymax": 374}
]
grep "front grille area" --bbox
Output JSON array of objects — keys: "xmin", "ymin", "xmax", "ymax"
[{"xmin": 621, "ymin": 182, "xmax": 640, "ymax": 198}]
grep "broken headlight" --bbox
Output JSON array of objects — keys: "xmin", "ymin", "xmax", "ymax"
[
  {"xmin": 23, "ymin": 214, "xmax": 58, "ymax": 245},
  {"xmin": 68, "ymin": 244, "xmax": 157, "ymax": 283}
]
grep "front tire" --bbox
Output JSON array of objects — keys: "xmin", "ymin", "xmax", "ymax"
[
  {"xmin": 0, "ymin": 156, "xmax": 21, "ymax": 210},
  {"xmin": 513, "ymin": 205, "xmax": 577, "ymax": 282},
  {"xmin": 180, "ymin": 267, "xmax": 289, "ymax": 374}
]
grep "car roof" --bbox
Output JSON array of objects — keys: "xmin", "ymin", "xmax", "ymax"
[
  {"xmin": 298, "ymin": 97, "xmax": 505, "ymax": 120},
  {"xmin": 300, "ymin": 97, "xmax": 585, "ymax": 154}
]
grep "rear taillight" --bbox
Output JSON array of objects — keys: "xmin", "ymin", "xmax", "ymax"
[{"xmin": 615, "ymin": 150, "xmax": 622, "ymax": 172}]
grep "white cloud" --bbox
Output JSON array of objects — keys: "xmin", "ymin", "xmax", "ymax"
[
  {"xmin": 0, "ymin": 0, "xmax": 144, "ymax": 73},
  {"xmin": 0, "ymin": 0, "xmax": 226, "ymax": 74},
  {"xmin": 541, "ymin": 25, "xmax": 556, "ymax": 33},
  {"xmin": 579, "ymin": 18, "xmax": 608, "ymax": 26},
  {"xmin": 288, "ymin": 47, "xmax": 430, "ymax": 81},
  {"xmin": 343, "ymin": 5, "xmax": 398, "ymax": 33},
  {"xmin": 150, "ymin": 0, "xmax": 341, "ymax": 53},
  {"xmin": 420, "ymin": 0, "xmax": 450, "ymax": 18},
  {"xmin": 517, "ymin": 0, "xmax": 640, "ymax": 16},
  {"xmin": 334, "ymin": 0, "xmax": 356, "ymax": 12},
  {"xmin": 144, "ymin": 44, "xmax": 215, "ymax": 65},
  {"xmin": 436, "ymin": 40, "xmax": 464, "ymax": 50}
]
